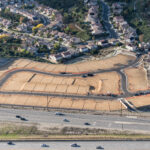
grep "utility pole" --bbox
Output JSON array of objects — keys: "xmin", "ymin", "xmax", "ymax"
[
  {"xmin": 121, "ymin": 102, "xmax": 122, "ymax": 117},
  {"xmin": 47, "ymin": 95, "xmax": 51, "ymax": 112},
  {"xmin": 122, "ymin": 124, "xmax": 124, "ymax": 130}
]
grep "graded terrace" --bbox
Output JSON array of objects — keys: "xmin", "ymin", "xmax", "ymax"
[{"xmin": 0, "ymin": 51, "xmax": 149, "ymax": 112}]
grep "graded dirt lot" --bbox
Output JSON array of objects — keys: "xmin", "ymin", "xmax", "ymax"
[
  {"xmin": 126, "ymin": 94, "xmax": 150, "ymax": 108},
  {"xmin": 0, "ymin": 71, "xmax": 121, "ymax": 95},
  {"xmin": 125, "ymin": 67, "xmax": 149, "ymax": 92},
  {"xmin": 2, "ymin": 54, "xmax": 135, "ymax": 74},
  {"xmin": 0, "ymin": 55, "xmax": 144, "ymax": 112},
  {"xmin": 0, "ymin": 94, "xmax": 123, "ymax": 111},
  {"xmin": 95, "ymin": 72, "xmax": 121, "ymax": 94}
]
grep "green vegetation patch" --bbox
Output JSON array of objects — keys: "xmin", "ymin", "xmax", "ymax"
[
  {"xmin": 122, "ymin": 0, "xmax": 150, "ymax": 42},
  {"xmin": 0, "ymin": 8, "xmax": 28, "ymax": 28}
]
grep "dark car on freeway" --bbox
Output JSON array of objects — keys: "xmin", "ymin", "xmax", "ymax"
[
  {"xmin": 20, "ymin": 117, "xmax": 28, "ymax": 121},
  {"xmin": 96, "ymin": 145, "xmax": 104, "ymax": 149},
  {"xmin": 63, "ymin": 119, "xmax": 70, "ymax": 122},
  {"xmin": 71, "ymin": 143, "xmax": 80, "ymax": 147},
  {"xmin": 16, "ymin": 115, "xmax": 21, "ymax": 118},
  {"xmin": 84, "ymin": 122, "xmax": 91, "ymax": 126},
  {"xmin": 7, "ymin": 141, "xmax": 15, "ymax": 145},
  {"xmin": 41, "ymin": 144, "xmax": 49, "ymax": 147},
  {"xmin": 55, "ymin": 112, "xmax": 65, "ymax": 116}
]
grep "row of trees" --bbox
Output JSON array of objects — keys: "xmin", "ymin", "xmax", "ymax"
[
  {"xmin": 0, "ymin": 36, "xmax": 33, "ymax": 57},
  {"xmin": 0, "ymin": 8, "xmax": 29, "ymax": 28},
  {"xmin": 122, "ymin": 0, "xmax": 150, "ymax": 42},
  {"xmin": 35, "ymin": 0, "xmax": 81, "ymax": 11}
]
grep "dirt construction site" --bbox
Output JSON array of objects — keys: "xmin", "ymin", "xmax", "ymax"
[
  {"xmin": 0, "ymin": 71, "xmax": 121, "ymax": 95},
  {"xmin": 0, "ymin": 53, "xmax": 149, "ymax": 112}
]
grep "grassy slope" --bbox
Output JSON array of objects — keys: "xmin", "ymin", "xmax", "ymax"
[
  {"xmin": 1, "ymin": 123, "xmax": 150, "ymax": 140},
  {"xmin": 1, "ymin": 134, "xmax": 150, "ymax": 141}
]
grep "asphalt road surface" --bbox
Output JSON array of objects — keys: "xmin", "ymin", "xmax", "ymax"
[
  {"xmin": 1, "ymin": 108, "xmax": 150, "ymax": 133},
  {"xmin": 100, "ymin": 0, "xmax": 118, "ymax": 39},
  {"xmin": 1, "ymin": 141, "xmax": 150, "ymax": 150}
]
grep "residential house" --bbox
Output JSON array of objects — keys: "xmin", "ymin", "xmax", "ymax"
[
  {"xmin": 87, "ymin": 42, "xmax": 98, "ymax": 50},
  {"xmin": 70, "ymin": 37, "xmax": 81, "ymax": 44},
  {"xmin": 108, "ymin": 38, "xmax": 120, "ymax": 45},
  {"xmin": 61, "ymin": 51, "xmax": 72, "ymax": 59},
  {"xmin": 126, "ymin": 44, "xmax": 137, "ymax": 51},
  {"xmin": 49, "ymin": 53, "xmax": 63, "ymax": 63},
  {"xmin": 97, "ymin": 40, "xmax": 109, "ymax": 47},
  {"xmin": 78, "ymin": 45, "xmax": 89, "ymax": 53}
]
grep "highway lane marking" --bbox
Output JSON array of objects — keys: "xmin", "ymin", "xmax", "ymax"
[
  {"xmin": 126, "ymin": 116, "xmax": 137, "ymax": 119},
  {"xmin": 115, "ymin": 121, "xmax": 150, "ymax": 126},
  {"xmin": 93, "ymin": 122, "xmax": 96, "ymax": 126}
]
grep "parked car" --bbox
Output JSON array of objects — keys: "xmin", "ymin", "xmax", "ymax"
[
  {"xmin": 87, "ymin": 73, "xmax": 94, "ymax": 77},
  {"xmin": 135, "ymin": 93, "xmax": 140, "ymax": 96},
  {"xmin": 82, "ymin": 74, "xmax": 87, "ymax": 78},
  {"xmin": 60, "ymin": 72, "xmax": 66, "ymax": 74}
]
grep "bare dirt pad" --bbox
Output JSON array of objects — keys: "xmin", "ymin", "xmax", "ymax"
[
  {"xmin": 6, "ymin": 54, "xmax": 135, "ymax": 74},
  {"xmin": 126, "ymin": 94, "xmax": 150, "ymax": 108},
  {"xmin": 0, "ymin": 94, "xmax": 122, "ymax": 111},
  {"xmin": 90, "ymin": 72, "xmax": 121, "ymax": 95},
  {"xmin": 70, "ymin": 54, "xmax": 135, "ymax": 73},
  {"xmin": 125, "ymin": 67, "xmax": 149, "ymax": 92},
  {"xmin": 0, "ymin": 70, "xmax": 121, "ymax": 95}
]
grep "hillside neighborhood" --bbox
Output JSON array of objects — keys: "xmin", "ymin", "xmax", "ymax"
[{"xmin": 0, "ymin": 0, "xmax": 149, "ymax": 63}]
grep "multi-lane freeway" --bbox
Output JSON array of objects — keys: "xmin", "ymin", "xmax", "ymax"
[
  {"xmin": 0, "ymin": 108, "xmax": 150, "ymax": 133},
  {"xmin": 1, "ymin": 141, "xmax": 150, "ymax": 150}
]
